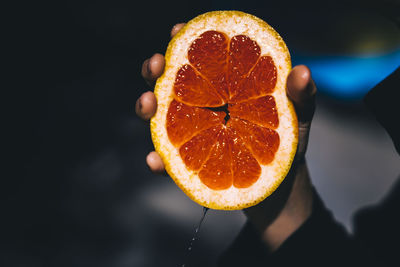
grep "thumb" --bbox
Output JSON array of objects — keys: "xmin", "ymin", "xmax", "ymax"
[
  {"xmin": 286, "ymin": 65, "xmax": 317, "ymax": 160},
  {"xmin": 287, "ymin": 65, "xmax": 317, "ymax": 124}
]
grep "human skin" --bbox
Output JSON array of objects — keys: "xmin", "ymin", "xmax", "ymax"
[{"xmin": 136, "ymin": 23, "xmax": 317, "ymax": 252}]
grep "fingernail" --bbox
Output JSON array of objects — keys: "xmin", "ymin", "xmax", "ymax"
[
  {"xmin": 136, "ymin": 96, "xmax": 143, "ymax": 115},
  {"xmin": 138, "ymin": 97, "xmax": 143, "ymax": 111},
  {"xmin": 147, "ymin": 57, "xmax": 152, "ymax": 75}
]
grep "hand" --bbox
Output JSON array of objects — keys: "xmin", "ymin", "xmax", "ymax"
[
  {"xmin": 245, "ymin": 68, "xmax": 316, "ymax": 251},
  {"xmin": 136, "ymin": 23, "xmax": 317, "ymax": 251},
  {"xmin": 136, "ymin": 23, "xmax": 185, "ymax": 173}
]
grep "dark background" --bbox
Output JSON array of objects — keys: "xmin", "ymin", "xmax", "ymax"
[{"xmin": 3, "ymin": 0, "xmax": 399, "ymax": 266}]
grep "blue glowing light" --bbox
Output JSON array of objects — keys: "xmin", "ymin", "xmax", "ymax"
[{"xmin": 293, "ymin": 49, "xmax": 400, "ymax": 99}]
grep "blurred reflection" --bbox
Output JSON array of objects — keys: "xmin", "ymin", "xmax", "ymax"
[{"xmin": 294, "ymin": 49, "xmax": 400, "ymax": 99}]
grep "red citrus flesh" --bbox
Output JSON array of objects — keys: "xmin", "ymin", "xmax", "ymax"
[{"xmin": 166, "ymin": 30, "xmax": 280, "ymax": 190}]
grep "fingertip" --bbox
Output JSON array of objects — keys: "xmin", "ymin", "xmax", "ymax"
[
  {"xmin": 287, "ymin": 65, "xmax": 316, "ymax": 105},
  {"xmin": 297, "ymin": 65, "xmax": 311, "ymax": 79},
  {"xmin": 146, "ymin": 151, "xmax": 165, "ymax": 173},
  {"xmin": 135, "ymin": 96, "xmax": 142, "ymax": 117},
  {"xmin": 141, "ymin": 58, "xmax": 150, "ymax": 79},
  {"xmin": 170, "ymin": 23, "xmax": 186, "ymax": 38},
  {"xmin": 137, "ymin": 91, "xmax": 157, "ymax": 120},
  {"xmin": 141, "ymin": 54, "xmax": 165, "ymax": 85},
  {"xmin": 288, "ymin": 65, "xmax": 310, "ymax": 91},
  {"xmin": 148, "ymin": 53, "xmax": 165, "ymax": 78}
]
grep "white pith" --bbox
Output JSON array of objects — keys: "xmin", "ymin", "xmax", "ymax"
[{"xmin": 151, "ymin": 11, "xmax": 298, "ymax": 210}]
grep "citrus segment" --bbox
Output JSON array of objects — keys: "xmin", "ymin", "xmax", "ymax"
[
  {"xmin": 196, "ymin": 127, "xmax": 262, "ymax": 190},
  {"xmin": 188, "ymin": 31, "xmax": 229, "ymax": 101},
  {"xmin": 199, "ymin": 128, "xmax": 233, "ymax": 190},
  {"xmin": 227, "ymin": 118, "xmax": 280, "ymax": 165},
  {"xmin": 228, "ymin": 35, "xmax": 261, "ymax": 97},
  {"xmin": 230, "ymin": 56, "xmax": 277, "ymax": 102},
  {"xmin": 230, "ymin": 128, "xmax": 262, "ymax": 188},
  {"xmin": 166, "ymin": 100, "xmax": 225, "ymax": 147},
  {"xmin": 174, "ymin": 64, "xmax": 225, "ymax": 107},
  {"xmin": 229, "ymin": 95, "xmax": 279, "ymax": 129},
  {"xmin": 179, "ymin": 125, "xmax": 221, "ymax": 171}
]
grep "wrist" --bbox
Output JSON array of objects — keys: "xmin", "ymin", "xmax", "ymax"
[
  {"xmin": 264, "ymin": 162, "xmax": 313, "ymax": 251},
  {"xmin": 245, "ymin": 161, "xmax": 314, "ymax": 252}
]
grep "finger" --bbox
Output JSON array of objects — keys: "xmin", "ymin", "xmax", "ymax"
[
  {"xmin": 135, "ymin": 91, "xmax": 157, "ymax": 120},
  {"xmin": 146, "ymin": 151, "xmax": 166, "ymax": 174},
  {"xmin": 170, "ymin": 23, "xmax": 186, "ymax": 38},
  {"xmin": 141, "ymin": 53, "xmax": 165, "ymax": 86},
  {"xmin": 286, "ymin": 65, "xmax": 317, "ymax": 123}
]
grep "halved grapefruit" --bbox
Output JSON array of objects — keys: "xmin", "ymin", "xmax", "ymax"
[{"xmin": 151, "ymin": 11, "xmax": 298, "ymax": 210}]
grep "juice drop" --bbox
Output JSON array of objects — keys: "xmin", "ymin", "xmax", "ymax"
[{"xmin": 181, "ymin": 207, "xmax": 209, "ymax": 267}]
